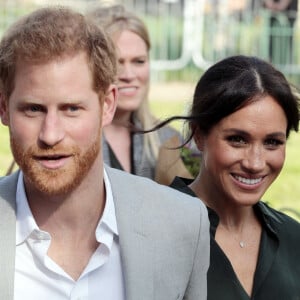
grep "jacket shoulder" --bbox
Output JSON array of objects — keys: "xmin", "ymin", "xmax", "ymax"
[
  {"xmin": 105, "ymin": 165, "xmax": 209, "ymax": 241},
  {"xmin": 105, "ymin": 165, "xmax": 204, "ymax": 210},
  {"xmin": 0, "ymin": 171, "xmax": 19, "ymax": 202}
]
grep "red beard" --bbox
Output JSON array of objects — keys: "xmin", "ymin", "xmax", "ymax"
[{"xmin": 11, "ymin": 137, "xmax": 100, "ymax": 196}]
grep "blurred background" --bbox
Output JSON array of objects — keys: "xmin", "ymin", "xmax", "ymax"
[
  {"xmin": 0, "ymin": 0, "xmax": 300, "ymax": 83},
  {"xmin": 0, "ymin": 0, "xmax": 299, "ymax": 219}
]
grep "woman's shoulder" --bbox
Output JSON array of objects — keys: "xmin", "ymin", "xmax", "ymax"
[
  {"xmin": 157, "ymin": 125, "xmax": 181, "ymax": 142},
  {"xmin": 258, "ymin": 201, "xmax": 300, "ymax": 238}
]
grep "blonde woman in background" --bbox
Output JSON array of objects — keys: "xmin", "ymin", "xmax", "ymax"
[{"xmin": 88, "ymin": 4, "xmax": 191, "ymax": 183}]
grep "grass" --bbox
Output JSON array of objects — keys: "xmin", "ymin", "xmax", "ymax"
[{"xmin": 0, "ymin": 94, "xmax": 299, "ymax": 220}]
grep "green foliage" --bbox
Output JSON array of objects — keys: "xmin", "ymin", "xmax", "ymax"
[
  {"xmin": 180, "ymin": 146, "xmax": 201, "ymax": 177},
  {"xmin": 144, "ymin": 15, "xmax": 183, "ymax": 61},
  {"xmin": 143, "ymin": 11, "xmax": 300, "ymax": 84}
]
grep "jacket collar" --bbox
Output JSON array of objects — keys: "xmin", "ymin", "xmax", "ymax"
[
  {"xmin": 104, "ymin": 165, "xmax": 154, "ymax": 300},
  {"xmin": 0, "ymin": 171, "xmax": 18, "ymax": 300}
]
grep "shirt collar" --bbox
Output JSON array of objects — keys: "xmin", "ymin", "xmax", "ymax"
[
  {"xmin": 16, "ymin": 172, "xmax": 38, "ymax": 245},
  {"xmin": 16, "ymin": 169, "xmax": 118, "ymax": 245},
  {"xmin": 99, "ymin": 168, "xmax": 118, "ymax": 236},
  {"xmin": 254, "ymin": 201, "xmax": 281, "ymax": 236},
  {"xmin": 208, "ymin": 201, "xmax": 280, "ymax": 239}
]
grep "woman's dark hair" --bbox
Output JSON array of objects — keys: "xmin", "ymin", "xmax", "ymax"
[{"xmin": 148, "ymin": 55, "xmax": 299, "ymax": 143}]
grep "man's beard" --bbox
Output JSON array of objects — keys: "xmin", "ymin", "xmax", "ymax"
[{"xmin": 10, "ymin": 136, "xmax": 100, "ymax": 196}]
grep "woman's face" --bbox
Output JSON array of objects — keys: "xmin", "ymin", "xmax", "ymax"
[
  {"xmin": 196, "ymin": 95, "xmax": 287, "ymax": 207},
  {"xmin": 114, "ymin": 30, "xmax": 150, "ymax": 117}
]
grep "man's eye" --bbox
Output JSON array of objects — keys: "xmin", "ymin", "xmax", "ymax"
[
  {"xmin": 63, "ymin": 105, "xmax": 81, "ymax": 116},
  {"xmin": 23, "ymin": 105, "xmax": 44, "ymax": 116},
  {"xmin": 68, "ymin": 106, "xmax": 79, "ymax": 112},
  {"xmin": 29, "ymin": 105, "xmax": 42, "ymax": 112}
]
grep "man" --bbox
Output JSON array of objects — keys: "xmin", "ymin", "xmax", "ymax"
[{"xmin": 0, "ymin": 6, "xmax": 209, "ymax": 299}]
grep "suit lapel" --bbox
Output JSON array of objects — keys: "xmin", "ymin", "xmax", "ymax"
[
  {"xmin": 0, "ymin": 171, "xmax": 18, "ymax": 300},
  {"xmin": 105, "ymin": 166, "xmax": 154, "ymax": 300}
]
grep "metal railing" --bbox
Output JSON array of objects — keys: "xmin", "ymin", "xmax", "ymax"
[{"xmin": 0, "ymin": 0, "xmax": 299, "ymax": 80}]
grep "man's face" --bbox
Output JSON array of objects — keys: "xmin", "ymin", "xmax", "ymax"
[{"xmin": 1, "ymin": 52, "xmax": 116, "ymax": 195}]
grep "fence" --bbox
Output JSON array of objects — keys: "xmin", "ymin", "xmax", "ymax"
[{"xmin": 0, "ymin": 0, "xmax": 299, "ymax": 83}]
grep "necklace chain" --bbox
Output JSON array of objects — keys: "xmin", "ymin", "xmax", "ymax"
[{"xmin": 219, "ymin": 224, "xmax": 246, "ymax": 248}]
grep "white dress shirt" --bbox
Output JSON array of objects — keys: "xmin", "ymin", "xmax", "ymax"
[{"xmin": 14, "ymin": 170, "xmax": 125, "ymax": 300}]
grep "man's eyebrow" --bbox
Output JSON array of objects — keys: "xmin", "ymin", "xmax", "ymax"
[{"xmin": 16, "ymin": 100, "xmax": 44, "ymax": 107}]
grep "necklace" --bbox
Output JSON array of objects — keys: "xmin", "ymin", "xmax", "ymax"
[
  {"xmin": 239, "ymin": 241, "xmax": 245, "ymax": 248},
  {"xmin": 218, "ymin": 223, "xmax": 247, "ymax": 248},
  {"xmin": 232, "ymin": 234, "xmax": 246, "ymax": 248}
]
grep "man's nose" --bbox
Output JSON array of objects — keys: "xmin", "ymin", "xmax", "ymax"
[{"xmin": 38, "ymin": 112, "xmax": 64, "ymax": 147}]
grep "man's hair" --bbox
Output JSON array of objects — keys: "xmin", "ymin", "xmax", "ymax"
[{"xmin": 0, "ymin": 6, "xmax": 117, "ymax": 100}]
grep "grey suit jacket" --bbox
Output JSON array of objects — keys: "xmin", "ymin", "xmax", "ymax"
[{"xmin": 0, "ymin": 166, "xmax": 210, "ymax": 300}]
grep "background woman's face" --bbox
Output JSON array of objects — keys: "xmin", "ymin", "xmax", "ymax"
[
  {"xmin": 196, "ymin": 95, "xmax": 287, "ymax": 207},
  {"xmin": 114, "ymin": 30, "xmax": 150, "ymax": 116}
]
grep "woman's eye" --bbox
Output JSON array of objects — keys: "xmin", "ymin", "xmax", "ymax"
[
  {"xmin": 227, "ymin": 135, "xmax": 246, "ymax": 145},
  {"xmin": 135, "ymin": 59, "xmax": 145, "ymax": 64},
  {"xmin": 265, "ymin": 138, "xmax": 285, "ymax": 148}
]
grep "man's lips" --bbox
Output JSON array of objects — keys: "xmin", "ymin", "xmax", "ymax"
[{"xmin": 33, "ymin": 154, "xmax": 72, "ymax": 169}]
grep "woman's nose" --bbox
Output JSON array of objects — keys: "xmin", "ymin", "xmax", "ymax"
[
  {"xmin": 118, "ymin": 63, "xmax": 135, "ymax": 80},
  {"xmin": 242, "ymin": 145, "xmax": 266, "ymax": 173}
]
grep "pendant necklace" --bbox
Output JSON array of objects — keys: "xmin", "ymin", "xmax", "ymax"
[
  {"xmin": 233, "ymin": 231, "xmax": 246, "ymax": 248},
  {"xmin": 219, "ymin": 223, "xmax": 247, "ymax": 248},
  {"xmin": 239, "ymin": 241, "xmax": 245, "ymax": 248}
]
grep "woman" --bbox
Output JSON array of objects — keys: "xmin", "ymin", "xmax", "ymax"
[
  {"xmin": 154, "ymin": 55, "xmax": 300, "ymax": 298},
  {"xmin": 88, "ymin": 5, "xmax": 190, "ymax": 182}
]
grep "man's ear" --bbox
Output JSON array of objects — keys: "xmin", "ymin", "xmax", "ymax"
[
  {"xmin": 102, "ymin": 84, "xmax": 117, "ymax": 127},
  {"xmin": 0, "ymin": 93, "xmax": 9, "ymax": 126}
]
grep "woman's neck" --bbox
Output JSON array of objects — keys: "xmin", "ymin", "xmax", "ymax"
[
  {"xmin": 112, "ymin": 109, "xmax": 133, "ymax": 124},
  {"xmin": 189, "ymin": 175, "xmax": 257, "ymax": 229}
]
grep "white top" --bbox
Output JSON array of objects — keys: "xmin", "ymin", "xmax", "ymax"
[{"xmin": 14, "ymin": 170, "xmax": 125, "ymax": 300}]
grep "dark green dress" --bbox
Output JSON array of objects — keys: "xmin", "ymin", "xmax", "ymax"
[{"xmin": 170, "ymin": 177, "xmax": 300, "ymax": 300}]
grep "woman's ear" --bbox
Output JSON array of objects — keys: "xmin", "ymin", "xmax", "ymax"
[
  {"xmin": 102, "ymin": 84, "xmax": 117, "ymax": 127},
  {"xmin": 193, "ymin": 126, "xmax": 205, "ymax": 152},
  {"xmin": 0, "ymin": 93, "xmax": 9, "ymax": 126}
]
